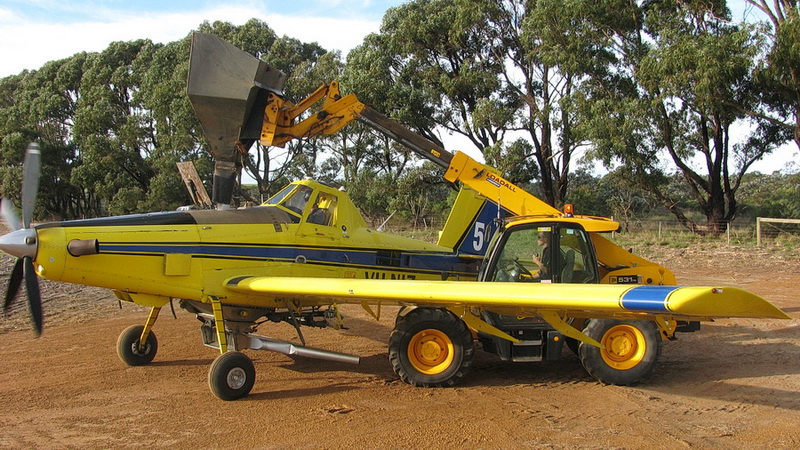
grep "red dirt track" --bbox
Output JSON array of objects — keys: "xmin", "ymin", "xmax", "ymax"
[{"xmin": 1, "ymin": 245, "xmax": 799, "ymax": 448}]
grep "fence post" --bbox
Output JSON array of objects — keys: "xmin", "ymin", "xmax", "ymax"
[
  {"xmin": 727, "ymin": 221, "xmax": 731, "ymax": 246},
  {"xmin": 756, "ymin": 217, "xmax": 761, "ymax": 247}
]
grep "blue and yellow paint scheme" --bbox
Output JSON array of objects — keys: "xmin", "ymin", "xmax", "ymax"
[{"xmin": 31, "ymin": 179, "xmax": 488, "ymax": 308}]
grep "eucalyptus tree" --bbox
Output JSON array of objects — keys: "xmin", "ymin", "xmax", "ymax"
[
  {"xmin": 339, "ymin": 32, "xmax": 429, "ymax": 205},
  {"xmin": 71, "ymin": 39, "xmax": 158, "ymax": 216},
  {"xmin": 345, "ymin": 1, "xmax": 511, "ymax": 175},
  {"xmin": 462, "ymin": 0, "xmax": 619, "ymax": 206},
  {"xmin": 345, "ymin": 0, "xmax": 617, "ymax": 207},
  {"xmin": 581, "ymin": 0, "xmax": 768, "ymax": 234},
  {"xmin": 0, "ymin": 54, "xmax": 96, "ymax": 219},
  {"xmin": 136, "ymin": 36, "xmax": 205, "ymax": 212},
  {"xmin": 745, "ymin": 0, "xmax": 800, "ymax": 150}
]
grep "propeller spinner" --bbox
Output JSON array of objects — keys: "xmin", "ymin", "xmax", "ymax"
[{"xmin": 1, "ymin": 143, "xmax": 43, "ymax": 335}]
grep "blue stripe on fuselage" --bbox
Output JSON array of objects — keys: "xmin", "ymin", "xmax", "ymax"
[
  {"xmin": 97, "ymin": 242, "xmax": 478, "ymax": 276},
  {"xmin": 620, "ymin": 285, "xmax": 679, "ymax": 312}
]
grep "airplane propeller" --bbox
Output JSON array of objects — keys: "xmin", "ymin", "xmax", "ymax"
[{"xmin": 1, "ymin": 143, "xmax": 43, "ymax": 335}]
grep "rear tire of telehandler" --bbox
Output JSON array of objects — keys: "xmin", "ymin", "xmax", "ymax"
[
  {"xmin": 578, "ymin": 319, "xmax": 661, "ymax": 385},
  {"xmin": 389, "ymin": 307, "xmax": 474, "ymax": 387}
]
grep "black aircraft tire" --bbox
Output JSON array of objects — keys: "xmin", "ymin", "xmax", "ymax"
[
  {"xmin": 579, "ymin": 319, "xmax": 662, "ymax": 386},
  {"xmin": 208, "ymin": 352, "xmax": 256, "ymax": 401},
  {"xmin": 388, "ymin": 308, "xmax": 474, "ymax": 387},
  {"xmin": 116, "ymin": 325, "xmax": 158, "ymax": 366}
]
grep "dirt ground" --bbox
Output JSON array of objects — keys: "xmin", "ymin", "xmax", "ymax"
[{"xmin": 1, "ymin": 244, "xmax": 799, "ymax": 449}]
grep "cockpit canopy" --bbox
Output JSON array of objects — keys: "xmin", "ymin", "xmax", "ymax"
[{"xmin": 263, "ymin": 180, "xmax": 365, "ymax": 229}]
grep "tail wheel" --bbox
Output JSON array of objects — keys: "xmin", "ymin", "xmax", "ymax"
[
  {"xmin": 208, "ymin": 352, "xmax": 256, "ymax": 401},
  {"xmin": 389, "ymin": 308, "xmax": 474, "ymax": 387},
  {"xmin": 116, "ymin": 325, "xmax": 158, "ymax": 366},
  {"xmin": 578, "ymin": 319, "xmax": 661, "ymax": 385}
]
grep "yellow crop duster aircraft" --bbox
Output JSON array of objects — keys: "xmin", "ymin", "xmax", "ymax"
[{"xmin": 0, "ymin": 34, "xmax": 790, "ymax": 401}]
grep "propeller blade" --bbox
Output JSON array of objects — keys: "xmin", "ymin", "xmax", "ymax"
[
  {"xmin": 0, "ymin": 198, "xmax": 21, "ymax": 231},
  {"xmin": 22, "ymin": 256, "xmax": 43, "ymax": 335},
  {"xmin": 4, "ymin": 258, "xmax": 24, "ymax": 311},
  {"xmin": 21, "ymin": 143, "xmax": 41, "ymax": 229}
]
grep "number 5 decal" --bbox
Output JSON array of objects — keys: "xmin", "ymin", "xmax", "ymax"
[{"xmin": 473, "ymin": 221, "xmax": 486, "ymax": 252}]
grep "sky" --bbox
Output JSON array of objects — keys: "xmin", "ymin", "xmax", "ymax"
[
  {"xmin": 0, "ymin": 0, "xmax": 795, "ymax": 173},
  {"xmin": 0, "ymin": 0, "xmax": 405, "ymax": 77}
]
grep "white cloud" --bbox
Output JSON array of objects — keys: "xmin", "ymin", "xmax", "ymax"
[
  {"xmin": 0, "ymin": 4, "xmax": 382, "ymax": 77},
  {"xmin": 0, "ymin": 6, "xmax": 21, "ymax": 23}
]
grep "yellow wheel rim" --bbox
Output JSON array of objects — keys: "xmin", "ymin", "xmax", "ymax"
[
  {"xmin": 407, "ymin": 329, "xmax": 454, "ymax": 375},
  {"xmin": 600, "ymin": 325, "xmax": 646, "ymax": 370}
]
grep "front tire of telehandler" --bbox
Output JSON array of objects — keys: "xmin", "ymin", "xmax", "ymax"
[
  {"xmin": 389, "ymin": 308, "xmax": 474, "ymax": 387},
  {"xmin": 578, "ymin": 319, "xmax": 661, "ymax": 385}
]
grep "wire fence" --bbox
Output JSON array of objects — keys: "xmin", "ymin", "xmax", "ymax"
[
  {"xmin": 382, "ymin": 216, "xmax": 800, "ymax": 249},
  {"xmin": 592, "ymin": 217, "xmax": 800, "ymax": 248},
  {"xmin": 617, "ymin": 218, "xmax": 753, "ymax": 238}
]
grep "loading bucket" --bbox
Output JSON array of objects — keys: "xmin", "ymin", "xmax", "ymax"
[{"xmin": 187, "ymin": 32, "xmax": 286, "ymax": 205}]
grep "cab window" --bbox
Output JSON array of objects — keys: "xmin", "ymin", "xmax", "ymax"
[
  {"xmin": 558, "ymin": 227, "xmax": 598, "ymax": 283},
  {"xmin": 490, "ymin": 226, "xmax": 546, "ymax": 282},
  {"xmin": 488, "ymin": 224, "xmax": 597, "ymax": 283}
]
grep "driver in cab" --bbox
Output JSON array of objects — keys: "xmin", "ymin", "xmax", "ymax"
[{"xmin": 530, "ymin": 231, "xmax": 553, "ymax": 282}]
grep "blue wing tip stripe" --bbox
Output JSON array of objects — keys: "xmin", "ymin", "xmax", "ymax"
[{"xmin": 620, "ymin": 285, "xmax": 679, "ymax": 312}]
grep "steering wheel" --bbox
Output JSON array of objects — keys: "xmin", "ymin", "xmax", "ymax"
[
  {"xmin": 495, "ymin": 258, "xmax": 531, "ymax": 282},
  {"xmin": 510, "ymin": 258, "xmax": 532, "ymax": 280}
]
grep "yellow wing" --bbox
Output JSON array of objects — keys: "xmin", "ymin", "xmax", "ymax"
[{"xmin": 224, "ymin": 277, "xmax": 789, "ymax": 321}]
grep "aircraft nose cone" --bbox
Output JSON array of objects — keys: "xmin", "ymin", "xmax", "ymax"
[{"xmin": 0, "ymin": 228, "xmax": 38, "ymax": 259}]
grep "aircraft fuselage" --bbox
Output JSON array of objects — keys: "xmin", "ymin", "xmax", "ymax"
[{"xmin": 33, "ymin": 206, "xmax": 479, "ymax": 308}]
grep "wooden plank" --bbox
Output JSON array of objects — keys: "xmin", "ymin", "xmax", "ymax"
[{"xmin": 176, "ymin": 161, "xmax": 212, "ymax": 208}]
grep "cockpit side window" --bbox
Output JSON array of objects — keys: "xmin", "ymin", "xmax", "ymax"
[{"xmin": 307, "ymin": 192, "xmax": 337, "ymax": 226}]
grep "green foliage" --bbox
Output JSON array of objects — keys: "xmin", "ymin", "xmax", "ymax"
[
  {"xmin": 579, "ymin": 0, "xmax": 774, "ymax": 234},
  {"xmin": 0, "ymin": 2, "xmax": 797, "ymax": 230},
  {"xmin": 738, "ymin": 171, "xmax": 800, "ymax": 218},
  {"xmin": 747, "ymin": 1, "xmax": 800, "ymax": 149},
  {"xmin": 483, "ymin": 139, "xmax": 538, "ymax": 186},
  {"xmin": 390, "ymin": 163, "xmax": 451, "ymax": 226}
]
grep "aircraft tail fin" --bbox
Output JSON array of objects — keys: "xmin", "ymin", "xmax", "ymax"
[{"xmin": 437, "ymin": 187, "xmax": 509, "ymax": 257}]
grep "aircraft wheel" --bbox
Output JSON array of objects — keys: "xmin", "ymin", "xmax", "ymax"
[
  {"xmin": 208, "ymin": 352, "xmax": 256, "ymax": 401},
  {"xmin": 116, "ymin": 325, "xmax": 158, "ymax": 366},
  {"xmin": 389, "ymin": 308, "xmax": 474, "ymax": 387},
  {"xmin": 579, "ymin": 319, "xmax": 661, "ymax": 385}
]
